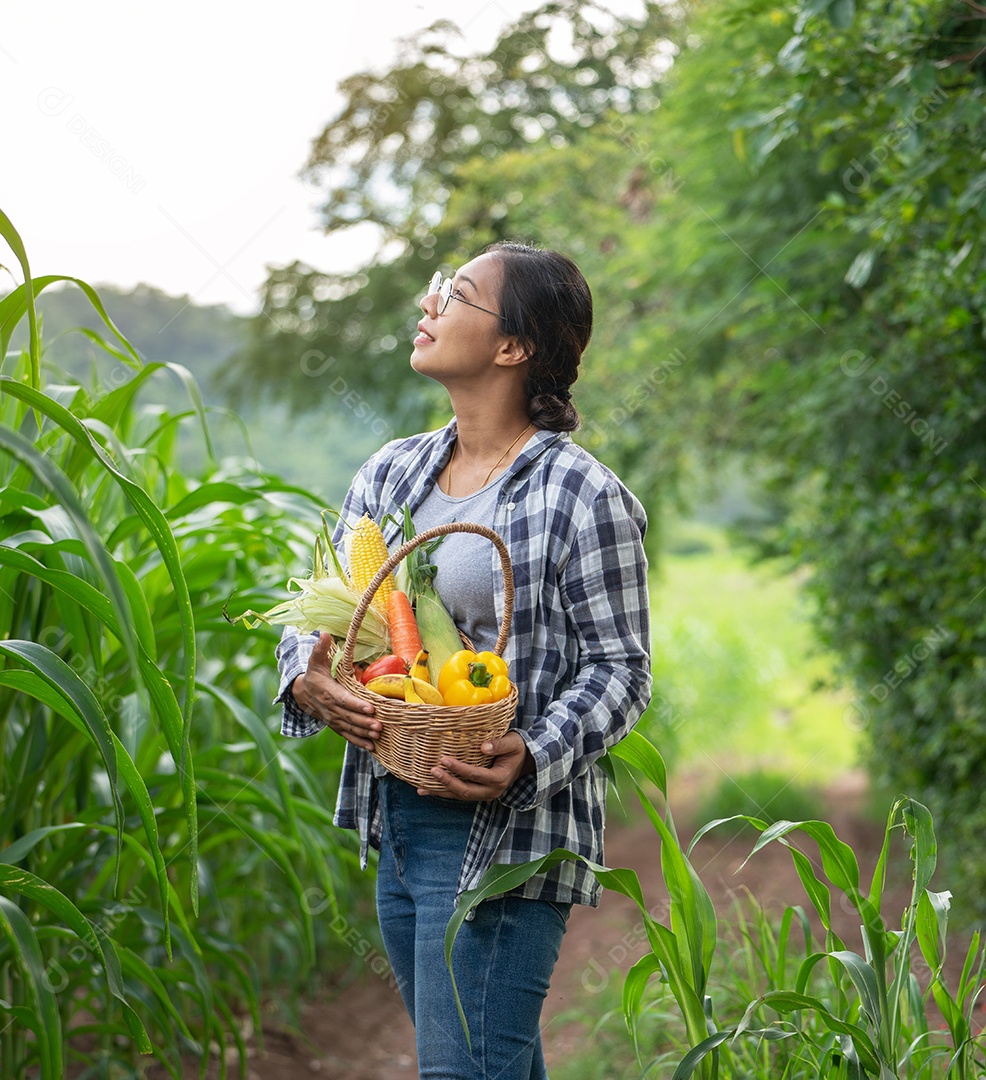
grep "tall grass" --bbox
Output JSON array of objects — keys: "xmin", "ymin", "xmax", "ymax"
[
  {"xmin": 453, "ymin": 731, "xmax": 986, "ymax": 1078},
  {"xmin": 0, "ymin": 209, "xmax": 375, "ymax": 1077}
]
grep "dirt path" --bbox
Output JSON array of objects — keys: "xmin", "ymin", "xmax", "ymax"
[{"xmin": 161, "ymin": 772, "xmax": 981, "ymax": 1078}]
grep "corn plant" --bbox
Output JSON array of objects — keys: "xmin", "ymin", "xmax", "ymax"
[
  {"xmin": 676, "ymin": 796, "xmax": 986, "ymax": 1078},
  {"xmin": 0, "ymin": 207, "xmax": 375, "ymax": 1078},
  {"xmin": 449, "ymin": 728, "xmax": 985, "ymax": 1078}
]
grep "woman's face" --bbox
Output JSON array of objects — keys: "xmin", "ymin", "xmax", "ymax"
[{"xmin": 410, "ymin": 253, "xmax": 513, "ymax": 386}]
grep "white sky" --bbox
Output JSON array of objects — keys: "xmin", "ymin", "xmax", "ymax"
[{"xmin": 2, "ymin": 0, "xmax": 643, "ymax": 314}]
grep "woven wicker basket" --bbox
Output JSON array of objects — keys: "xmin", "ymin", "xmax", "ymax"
[{"xmin": 331, "ymin": 521, "xmax": 518, "ymax": 794}]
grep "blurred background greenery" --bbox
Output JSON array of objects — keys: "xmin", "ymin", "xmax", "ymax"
[{"xmin": 3, "ymin": 0, "xmax": 984, "ymax": 1073}]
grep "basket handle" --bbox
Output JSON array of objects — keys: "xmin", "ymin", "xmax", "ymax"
[{"xmin": 341, "ymin": 521, "xmax": 515, "ymax": 670}]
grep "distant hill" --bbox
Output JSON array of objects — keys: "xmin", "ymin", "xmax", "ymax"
[
  {"xmin": 9, "ymin": 281, "xmax": 244, "ymax": 396},
  {"xmin": 5, "ymin": 281, "xmax": 392, "ymax": 507}
]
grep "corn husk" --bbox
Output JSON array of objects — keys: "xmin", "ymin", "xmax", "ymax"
[{"xmin": 229, "ymin": 524, "xmax": 391, "ymax": 663}]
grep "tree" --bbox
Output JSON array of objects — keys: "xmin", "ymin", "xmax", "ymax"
[
  {"xmin": 230, "ymin": 0, "xmax": 986, "ymax": 914},
  {"xmin": 601, "ymin": 0, "xmax": 986, "ymax": 915},
  {"xmin": 224, "ymin": 0, "xmax": 681, "ymax": 427}
]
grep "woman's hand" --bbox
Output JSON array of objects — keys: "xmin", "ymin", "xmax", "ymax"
[
  {"xmin": 422, "ymin": 731, "xmax": 535, "ymax": 801},
  {"xmin": 291, "ymin": 632, "xmax": 381, "ymax": 751}
]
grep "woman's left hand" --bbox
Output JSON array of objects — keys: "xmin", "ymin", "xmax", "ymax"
[{"xmin": 421, "ymin": 731, "xmax": 535, "ymax": 801}]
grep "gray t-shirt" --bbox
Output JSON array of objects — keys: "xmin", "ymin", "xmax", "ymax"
[{"xmin": 409, "ymin": 472, "xmax": 506, "ymax": 654}]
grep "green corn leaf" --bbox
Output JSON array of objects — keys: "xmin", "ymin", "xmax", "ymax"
[
  {"xmin": 0, "ymin": 865, "xmax": 151, "ymax": 1052},
  {"xmin": 956, "ymin": 929, "xmax": 984, "ymax": 1007},
  {"xmin": 195, "ymin": 681, "xmax": 300, "ymax": 840},
  {"xmin": 786, "ymin": 842, "xmax": 835, "ymax": 934},
  {"xmin": 0, "ymin": 269, "xmax": 142, "ymax": 378},
  {"xmin": 0, "ymin": 209, "xmax": 42, "ymax": 389},
  {"xmin": 0, "ymin": 375, "xmax": 199, "ymax": 912},
  {"xmin": 669, "ymin": 1028, "xmax": 735, "ymax": 1080},
  {"xmin": 749, "ymin": 818, "xmax": 861, "ymax": 897},
  {"xmin": 0, "ymin": 894, "xmax": 61, "ymax": 1078},
  {"xmin": 0, "ymin": 656, "xmax": 172, "ymax": 955},
  {"xmin": 623, "ymin": 766, "xmax": 716, "ymax": 999},
  {"xmin": 829, "ymin": 949, "xmax": 884, "ymax": 1029},
  {"xmin": 609, "ymin": 727, "xmax": 668, "ymax": 797},
  {"xmin": 900, "ymin": 797, "xmax": 937, "ymax": 895},
  {"xmin": 194, "ymin": 798, "xmax": 315, "ymax": 971},
  {"xmin": 0, "ymin": 822, "xmax": 89, "ymax": 865},
  {"xmin": 740, "ymin": 989, "xmax": 883, "ymax": 1073},
  {"xmin": 0, "ymin": 420, "xmax": 141, "ymax": 715},
  {"xmin": 623, "ymin": 952, "xmax": 664, "ymax": 1056},
  {"xmin": 118, "ymin": 945, "xmax": 196, "ymax": 1042},
  {"xmin": 776, "ymin": 904, "xmax": 813, "ymax": 987},
  {"xmin": 916, "ymin": 890, "xmax": 966, "ymax": 1042},
  {"xmin": 108, "ymin": 732, "xmax": 171, "ymax": 955},
  {"xmin": 0, "ymin": 642, "xmax": 124, "ymax": 859}
]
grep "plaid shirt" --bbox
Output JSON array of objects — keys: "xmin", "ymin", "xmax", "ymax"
[{"xmin": 275, "ymin": 418, "xmax": 651, "ymax": 909}]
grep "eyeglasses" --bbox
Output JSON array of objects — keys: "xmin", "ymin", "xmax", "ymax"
[{"xmin": 427, "ymin": 271, "xmax": 506, "ymax": 321}]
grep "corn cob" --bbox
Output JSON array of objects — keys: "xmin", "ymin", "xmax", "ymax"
[
  {"xmin": 414, "ymin": 585, "xmax": 463, "ymax": 683},
  {"xmin": 348, "ymin": 513, "xmax": 396, "ymax": 614}
]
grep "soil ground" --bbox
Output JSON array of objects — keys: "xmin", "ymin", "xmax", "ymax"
[{"xmin": 148, "ymin": 771, "xmax": 983, "ymax": 1079}]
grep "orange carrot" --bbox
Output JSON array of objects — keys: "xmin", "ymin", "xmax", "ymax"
[{"xmin": 387, "ymin": 590, "xmax": 423, "ymax": 667}]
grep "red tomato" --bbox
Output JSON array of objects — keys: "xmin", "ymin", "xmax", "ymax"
[{"xmin": 359, "ymin": 655, "xmax": 408, "ymax": 684}]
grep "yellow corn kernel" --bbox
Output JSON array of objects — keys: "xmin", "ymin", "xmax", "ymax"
[{"xmin": 349, "ymin": 514, "xmax": 395, "ymax": 613}]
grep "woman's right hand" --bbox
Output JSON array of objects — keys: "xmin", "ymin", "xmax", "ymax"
[{"xmin": 290, "ymin": 632, "xmax": 381, "ymax": 751}]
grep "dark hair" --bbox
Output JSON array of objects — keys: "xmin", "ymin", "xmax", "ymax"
[{"xmin": 486, "ymin": 241, "xmax": 592, "ymax": 432}]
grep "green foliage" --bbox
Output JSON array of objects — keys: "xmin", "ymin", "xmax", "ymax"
[
  {"xmin": 274, "ymin": 0, "xmax": 986, "ymax": 919},
  {"xmin": 463, "ymin": 732, "xmax": 986, "ymax": 1078},
  {"xmin": 644, "ymin": 523, "xmax": 859, "ymax": 782},
  {"xmin": 8, "ymin": 281, "xmax": 387, "ymax": 504},
  {"xmin": 697, "ymin": 0, "xmax": 986, "ymax": 922},
  {"xmin": 0, "ymin": 211, "xmax": 377, "ymax": 1076},
  {"xmin": 226, "ymin": 0, "xmax": 681, "ymax": 429}
]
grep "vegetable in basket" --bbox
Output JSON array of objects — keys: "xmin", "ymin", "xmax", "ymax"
[
  {"xmin": 438, "ymin": 650, "xmax": 514, "ymax": 707},
  {"xmin": 391, "ymin": 504, "xmax": 462, "ymax": 682},
  {"xmin": 387, "ymin": 590, "xmax": 424, "ymax": 668},
  {"xmin": 347, "ymin": 513, "xmax": 396, "ymax": 615},
  {"xmin": 225, "ymin": 513, "xmax": 390, "ymax": 664}
]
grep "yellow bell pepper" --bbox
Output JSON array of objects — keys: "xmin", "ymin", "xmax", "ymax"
[
  {"xmin": 475, "ymin": 651, "xmax": 509, "ymax": 680},
  {"xmin": 444, "ymin": 681, "xmax": 494, "ymax": 707},
  {"xmin": 487, "ymin": 674, "xmax": 512, "ymax": 702},
  {"xmin": 438, "ymin": 649, "xmax": 514, "ymax": 707}
]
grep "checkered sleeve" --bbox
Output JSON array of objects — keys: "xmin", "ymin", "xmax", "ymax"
[
  {"xmin": 273, "ymin": 459, "xmax": 378, "ymax": 740},
  {"xmin": 501, "ymin": 483, "xmax": 652, "ymax": 810},
  {"xmin": 274, "ymin": 626, "xmax": 326, "ymax": 738}
]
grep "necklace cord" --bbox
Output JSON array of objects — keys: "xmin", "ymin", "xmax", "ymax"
[{"xmin": 444, "ymin": 423, "xmax": 534, "ymax": 496}]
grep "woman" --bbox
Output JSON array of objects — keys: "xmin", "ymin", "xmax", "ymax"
[{"xmin": 276, "ymin": 241, "xmax": 651, "ymax": 1079}]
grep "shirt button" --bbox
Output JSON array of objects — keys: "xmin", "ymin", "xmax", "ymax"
[{"xmin": 506, "ymin": 502, "xmax": 516, "ymax": 511}]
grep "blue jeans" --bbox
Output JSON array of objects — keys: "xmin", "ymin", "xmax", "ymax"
[{"xmin": 375, "ymin": 774, "xmax": 571, "ymax": 1080}]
